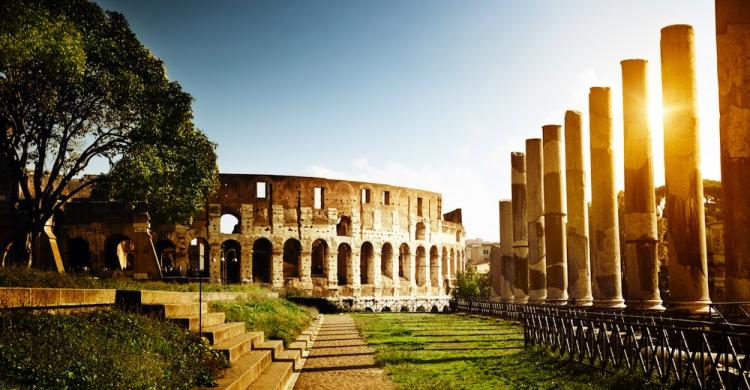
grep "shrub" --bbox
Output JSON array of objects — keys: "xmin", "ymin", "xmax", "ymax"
[
  {"xmin": 213, "ymin": 297, "xmax": 316, "ymax": 346},
  {"xmin": 0, "ymin": 309, "xmax": 227, "ymax": 389},
  {"xmin": 452, "ymin": 268, "xmax": 490, "ymax": 300}
]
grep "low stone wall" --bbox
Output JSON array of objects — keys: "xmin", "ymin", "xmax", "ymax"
[
  {"xmin": 333, "ymin": 295, "xmax": 451, "ymax": 312},
  {"xmin": 0, "ymin": 287, "xmax": 115, "ymax": 309}
]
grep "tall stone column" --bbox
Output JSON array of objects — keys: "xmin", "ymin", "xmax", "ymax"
[
  {"xmin": 660, "ymin": 25, "xmax": 711, "ymax": 313},
  {"xmin": 526, "ymin": 138, "xmax": 547, "ymax": 303},
  {"xmin": 589, "ymin": 87, "xmax": 625, "ymax": 308},
  {"xmin": 409, "ymin": 248, "xmax": 417, "ymax": 296},
  {"xmin": 564, "ymin": 110, "xmax": 593, "ymax": 306},
  {"xmin": 499, "ymin": 200, "xmax": 515, "ymax": 302},
  {"xmin": 490, "ymin": 207, "xmax": 503, "ymax": 301},
  {"xmin": 327, "ymin": 250, "xmax": 338, "ymax": 291},
  {"xmin": 542, "ymin": 125, "xmax": 568, "ymax": 305},
  {"xmin": 242, "ymin": 248, "xmax": 253, "ymax": 284},
  {"xmin": 272, "ymin": 249, "xmax": 284, "ymax": 290},
  {"xmin": 511, "ymin": 152, "xmax": 529, "ymax": 303},
  {"xmin": 350, "ymin": 249, "xmax": 361, "ymax": 296},
  {"xmin": 300, "ymin": 250, "xmax": 313, "ymax": 292},
  {"xmin": 621, "ymin": 59, "xmax": 664, "ymax": 310},
  {"xmin": 717, "ymin": 0, "xmax": 750, "ymax": 301}
]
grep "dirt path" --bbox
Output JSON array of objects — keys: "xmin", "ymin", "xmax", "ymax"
[{"xmin": 294, "ymin": 314, "xmax": 394, "ymax": 390}]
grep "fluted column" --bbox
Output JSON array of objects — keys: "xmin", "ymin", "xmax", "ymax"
[
  {"xmin": 589, "ymin": 87, "xmax": 625, "ymax": 308},
  {"xmin": 511, "ymin": 152, "xmax": 529, "ymax": 304},
  {"xmin": 526, "ymin": 138, "xmax": 547, "ymax": 303},
  {"xmin": 543, "ymin": 125, "xmax": 568, "ymax": 305},
  {"xmin": 660, "ymin": 25, "xmax": 711, "ymax": 313},
  {"xmin": 621, "ymin": 59, "xmax": 664, "ymax": 311},
  {"xmin": 499, "ymin": 200, "xmax": 515, "ymax": 302},
  {"xmin": 717, "ymin": 0, "xmax": 750, "ymax": 301},
  {"xmin": 564, "ymin": 110, "xmax": 593, "ymax": 306}
]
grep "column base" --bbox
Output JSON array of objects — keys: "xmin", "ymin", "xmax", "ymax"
[
  {"xmin": 625, "ymin": 299, "xmax": 665, "ymax": 311},
  {"xmin": 593, "ymin": 298, "xmax": 626, "ymax": 308},
  {"xmin": 665, "ymin": 299, "xmax": 711, "ymax": 314},
  {"xmin": 545, "ymin": 298, "xmax": 569, "ymax": 305},
  {"xmin": 527, "ymin": 298, "xmax": 547, "ymax": 305},
  {"xmin": 568, "ymin": 297, "xmax": 593, "ymax": 306},
  {"xmin": 512, "ymin": 297, "xmax": 529, "ymax": 304}
]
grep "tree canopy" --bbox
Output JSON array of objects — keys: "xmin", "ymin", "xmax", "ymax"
[{"xmin": 0, "ymin": 0, "xmax": 218, "ymax": 267}]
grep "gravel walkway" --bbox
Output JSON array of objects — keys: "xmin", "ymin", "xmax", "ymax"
[{"xmin": 294, "ymin": 314, "xmax": 394, "ymax": 390}]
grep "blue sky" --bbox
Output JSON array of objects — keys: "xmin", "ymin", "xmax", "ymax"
[{"xmin": 96, "ymin": 0, "xmax": 719, "ymax": 241}]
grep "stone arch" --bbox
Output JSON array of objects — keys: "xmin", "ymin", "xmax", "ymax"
[
  {"xmin": 430, "ymin": 245, "xmax": 439, "ymax": 288},
  {"xmin": 336, "ymin": 216, "xmax": 352, "ymax": 236},
  {"xmin": 337, "ymin": 243, "xmax": 352, "ymax": 285},
  {"xmin": 155, "ymin": 239, "xmax": 177, "ymax": 272},
  {"xmin": 221, "ymin": 239, "xmax": 242, "ymax": 283},
  {"xmin": 398, "ymin": 243, "xmax": 410, "ymax": 281},
  {"xmin": 283, "ymin": 238, "xmax": 302, "ymax": 279},
  {"xmin": 382, "ymin": 306, "xmax": 392, "ymax": 312},
  {"xmin": 416, "ymin": 246, "xmax": 427, "ymax": 287},
  {"xmin": 415, "ymin": 222, "xmax": 426, "ymax": 240},
  {"xmin": 252, "ymin": 238, "xmax": 273, "ymax": 283},
  {"xmin": 431, "ymin": 305, "xmax": 439, "ymax": 313},
  {"xmin": 381, "ymin": 243, "xmax": 393, "ymax": 279},
  {"xmin": 188, "ymin": 237, "xmax": 209, "ymax": 276},
  {"xmin": 364, "ymin": 307, "xmax": 374, "ymax": 313},
  {"xmin": 416, "ymin": 305, "xmax": 427, "ymax": 312},
  {"xmin": 400, "ymin": 305, "xmax": 410, "ymax": 312},
  {"xmin": 104, "ymin": 234, "xmax": 133, "ymax": 270},
  {"xmin": 360, "ymin": 241, "xmax": 374, "ymax": 285},
  {"xmin": 311, "ymin": 239, "xmax": 328, "ymax": 277},
  {"xmin": 67, "ymin": 237, "xmax": 92, "ymax": 271},
  {"xmin": 220, "ymin": 210, "xmax": 240, "ymax": 234}
]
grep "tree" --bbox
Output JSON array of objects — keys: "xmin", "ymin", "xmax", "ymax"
[
  {"xmin": 452, "ymin": 269, "xmax": 490, "ymax": 300},
  {"xmin": 0, "ymin": 0, "xmax": 218, "ymax": 269}
]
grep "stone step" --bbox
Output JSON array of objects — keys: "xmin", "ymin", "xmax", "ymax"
[
  {"xmin": 168, "ymin": 312, "xmax": 225, "ymax": 331},
  {"xmin": 296, "ymin": 333, "xmax": 313, "ymax": 348},
  {"xmin": 286, "ymin": 341, "xmax": 307, "ymax": 353},
  {"xmin": 253, "ymin": 339, "xmax": 284, "ymax": 359},
  {"xmin": 213, "ymin": 331, "xmax": 264, "ymax": 363},
  {"xmin": 202, "ymin": 322, "xmax": 246, "ymax": 345},
  {"xmin": 142, "ymin": 302, "xmax": 208, "ymax": 318},
  {"xmin": 248, "ymin": 361, "xmax": 293, "ymax": 390},
  {"xmin": 276, "ymin": 349, "xmax": 303, "ymax": 371},
  {"xmin": 207, "ymin": 350, "xmax": 272, "ymax": 390}
]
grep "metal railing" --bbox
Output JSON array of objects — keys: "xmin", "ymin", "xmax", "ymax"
[{"xmin": 452, "ymin": 299, "xmax": 750, "ymax": 389}]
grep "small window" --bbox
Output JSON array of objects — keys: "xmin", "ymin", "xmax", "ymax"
[
  {"xmin": 417, "ymin": 197, "xmax": 423, "ymax": 216},
  {"xmin": 314, "ymin": 187, "xmax": 324, "ymax": 209},
  {"xmin": 257, "ymin": 182, "xmax": 267, "ymax": 199},
  {"xmin": 382, "ymin": 191, "xmax": 390, "ymax": 205},
  {"xmin": 361, "ymin": 188, "xmax": 371, "ymax": 204}
]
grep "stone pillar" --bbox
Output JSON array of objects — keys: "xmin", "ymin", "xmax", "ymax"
[
  {"xmin": 621, "ymin": 59, "xmax": 664, "ymax": 311},
  {"xmin": 543, "ymin": 125, "xmax": 568, "ymax": 305},
  {"xmin": 373, "ymin": 248, "xmax": 382, "ymax": 296},
  {"xmin": 209, "ymin": 243, "xmax": 221, "ymax": 283},
  {"xmin": 499, "ymin": 200, "xmax": 515, "ymax": 302},
  {"xmin": 565, "ymin": 110, "xmax": 593, "ymax": 306},
  {"xmin": 511, "ymin": 152, "xmax": 529, "ymax": 303},
  {"xmin": 241, "ymin": 248, "xmax": 253, "ymax": 284},
  {"xmin": 300, "ymin": 250, "xmax": 313, "ymax": 291},
  {"xmin": 490, "ymin": 202, "xmax": 504, "ymax": 301},
  {"xmin": 589, "ymin": 87, "xmax": 625, "ymax": 308},
  {"xmin": 327, "ymin": 250, "xmax": 338, "ymax": 289},
  {"xmin": 526, "ymin": 138, "xmax": 547, "ymax": 304},
  {"xmin": 272, "ymin": 249, "xmax": 284, "ymax": 290},
  {"xmin": 389, "ymin": 249, "xmax": 400, "ymax": 296},
  {"xmin": 409, "ymin": 248, "xmax": 417, "ymax": 296},
  {"xmin": 717, "ymin": 0, "xmax": 750, "ymax": 301},
  {"xmin": 660, "ymin": 25, "xmax": 711, "ymax": 313}
]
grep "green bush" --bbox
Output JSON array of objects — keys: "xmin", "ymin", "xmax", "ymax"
[
  {"xmin": 451, "ymin": 268, "xmax": 490, "ymax": 300},
  {"xmin": 213, "ymin": 297, "xmax": 316, "ymax": 346},
  {"xmin": 0, "ymin": 309, "xmax": 227, "ymax": 389}
]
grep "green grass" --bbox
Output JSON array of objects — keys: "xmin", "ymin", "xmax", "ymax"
[
  {"xmin": 212, "ymin": 297, "xmax": 317, "ymax": 346},
  {"xmin": 0, "ymin": 266, "xmax": 267, "ymax": 293},
  {"xmin": 352, "ymin": 313, "xmax": 670, "ymax": 390},
  {"xmin": 0, "ymin": 309, "xmax": 227, "ymax": 389}
]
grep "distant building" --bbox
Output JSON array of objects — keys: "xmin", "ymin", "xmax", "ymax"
[{"xmin": 465, "ymin": 239, "xmax": 500, "ymax": 274}]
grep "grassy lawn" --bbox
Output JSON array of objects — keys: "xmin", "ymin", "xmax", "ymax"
[
  {"xmin": 353, "ymin": 313, "xmax": 664, "ymax": 390},
  {"xmin": 212, "ymin": 297, "xmax": 317, "ymax": 346}
]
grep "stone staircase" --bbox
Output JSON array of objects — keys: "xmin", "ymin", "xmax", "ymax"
[{"xmin": 115, "ymin": 290, "xmax": 320, "ymax": 390}]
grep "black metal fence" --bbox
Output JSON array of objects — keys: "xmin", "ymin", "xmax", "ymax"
[{"xmin": 452, "ymin": 299, "xmax": 750, "ymax": 389}]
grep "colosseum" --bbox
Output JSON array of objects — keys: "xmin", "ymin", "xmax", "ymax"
[{"xmin": 2, "ymin": 174, "xmax": 467, "ymax": 312}]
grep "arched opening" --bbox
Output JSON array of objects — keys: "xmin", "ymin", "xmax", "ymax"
[
  {"xmin": 416, "ymin": 246, "xmax": 427, "ymax": 287},
  {"xmin": 252, "ymin": 238, "xmax": 273, "ymax": 283},
  {"xmin": 155, "ymin": 239, "xmax": 177, "ymax": 275},
  {"xmin": 336, "ymin": 216, "xmax": 352, "ymax": 236},
  {"xmin": 382, "ymin": 306, "xmax": 392, "ymax": 312},
  {"xmin": 67, "ymin": 237, "xmax": 92, "ymax": 271},
  {"xmin": 283, "ymin": 238, "xmax": 302, "ymax": 279},
  {"xmin": 360, "ymin": 242, "xmax": 374, "ymax": 285},
  {"xmin": 188, "ymin": 237, "xmax": 209, "ymax": 276},
  {"xmin": 430, "ymin": 245, "xmax": 439, "ymax": 288},
  {"xmin": 441, "ymin": 247, "xmax": 449, "ymax": 279},
  {"xmin": 415, "ymin": 222, "xmax": 426, "ymax": 240},
  {"xmin": 398, "ymin": 243, "xmax": 410, "ymax": 281},
  {"xmin": 381, "ymin": 243, "xmax": 393, "ymax": 279},
  {"xmin": 337, "ymin": 243, "xmax": 351, "ymax": 285},
  {"xmin": 104, "ymin": 234, "xmax": 133, "ymax": 271},
  {"xmin": 431, "ymin": 305, "xmax": 439, "ymax": 313},
  {"xmin": 364, "ymin": 307, "xmax": 374, "ymax": 313},
  {"xmin": 401, "ymin": 306, "xmax": 410, "ymax": 312},
  {"xmin": 416, "ymin": 305, "xmax": 426, "ymax": 312},
  {"xmin": 311, "ymin": 239, "xmax": 328, "ymax": 277},
  {"xmin": 220, "ymin": 213, "xmax": 240, "ymax": 234},
  {"xmin": 221, "ymin": 239, "xmax": 242, "ymax": 283}
]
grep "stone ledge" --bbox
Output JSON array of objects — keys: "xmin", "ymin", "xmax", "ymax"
[{"xmin": 0, "ymin": 287, "xmax": 116, "ymax": 309}]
